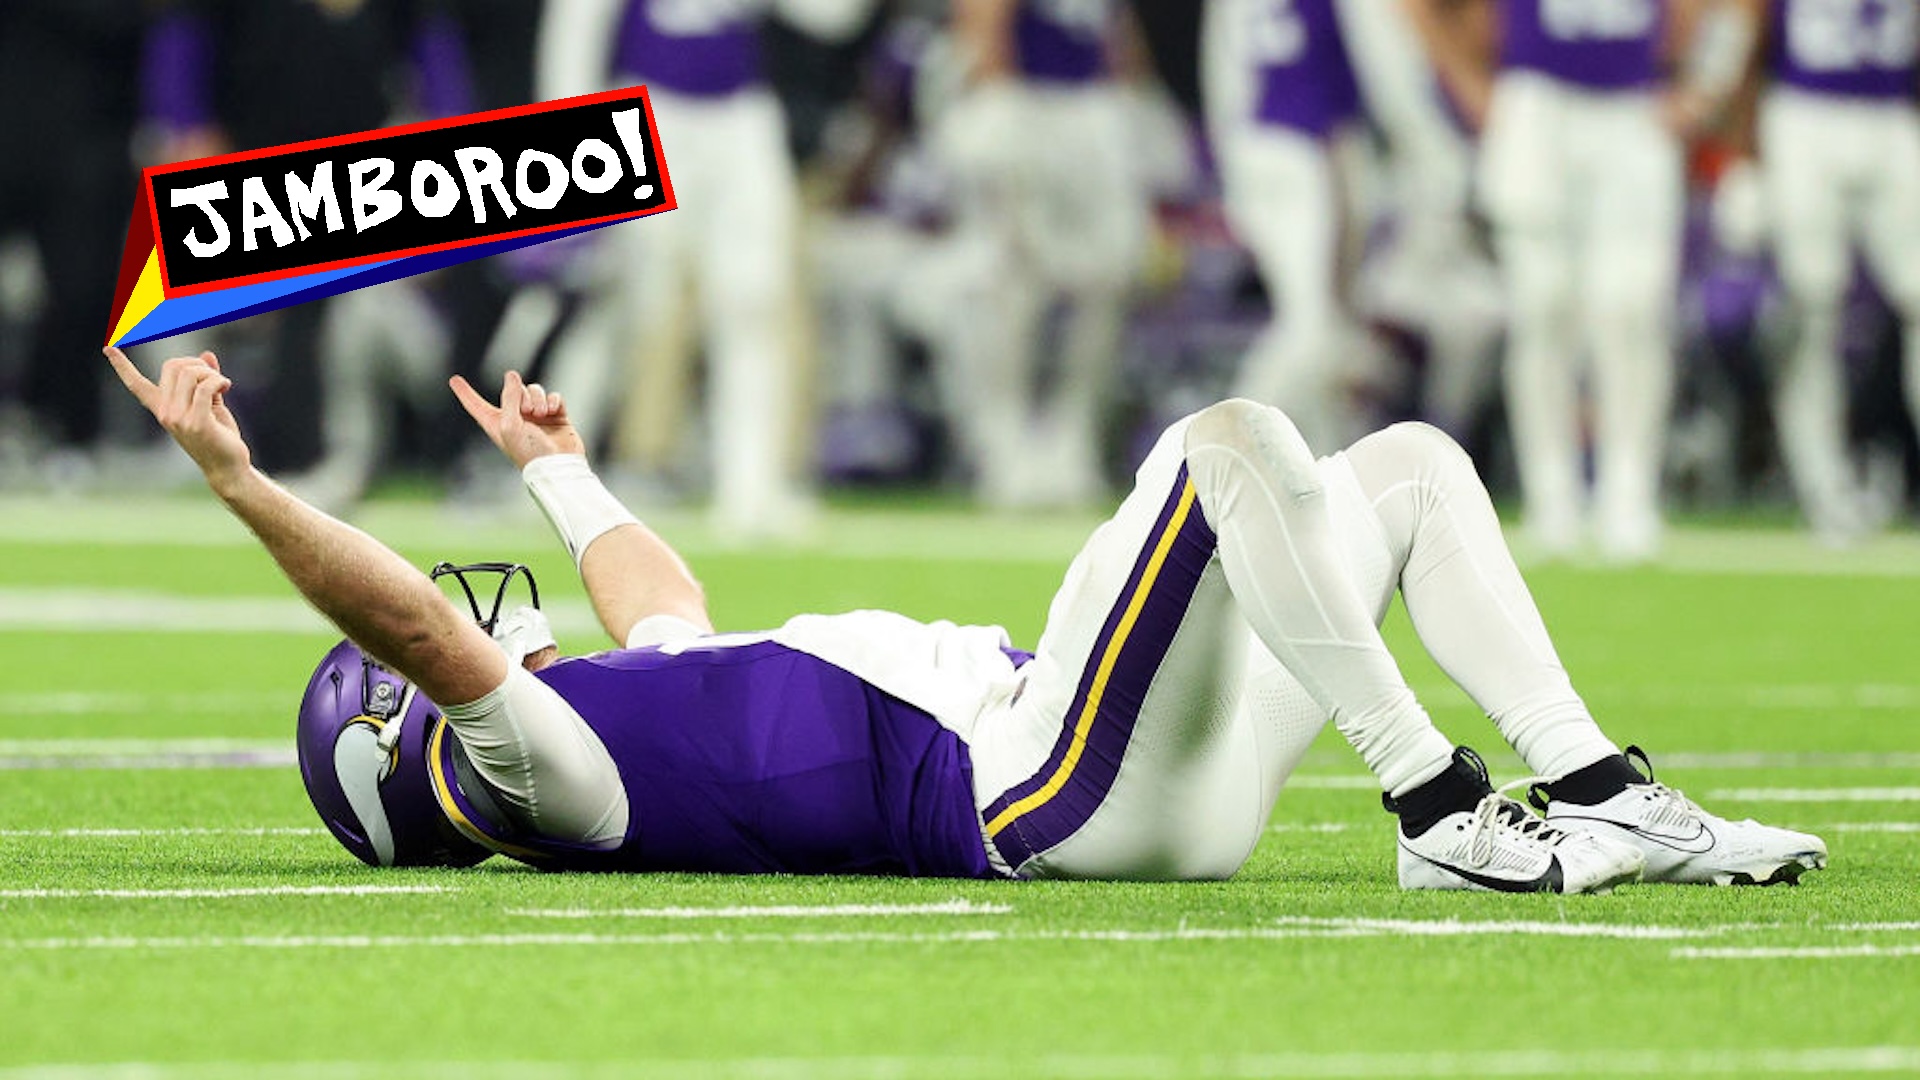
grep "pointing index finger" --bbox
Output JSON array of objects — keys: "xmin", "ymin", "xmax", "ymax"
[{"xmin": 103, "ymin": 347, "xmax": 159, "ymax": 410}]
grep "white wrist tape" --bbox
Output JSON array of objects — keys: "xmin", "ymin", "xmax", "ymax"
[{"xmin": 521, "ymin": 454, "xmax": 640, "ymax": 568}]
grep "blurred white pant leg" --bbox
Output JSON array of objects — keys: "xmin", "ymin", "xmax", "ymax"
[
  {"xmin": 1220, "ymin": 125, "xmax": 1347, "ymax": 456},
  {"xmin": 1482, "ymin": 75, "xmax": 1585, "ymax": 555},
  {"xmin": 1849, "ymin": 100, "xmax": 1920, "ymax": 472},
  {"xmin": 970, "ymin": 405, "xmax": 1454, "ymax": 880},
  {"xmin": 1761, "ymin": 90, "xmax": 1869, "ymax": 539},
  {"xmin": 576, "ymin": 88, "xmax": 807, "ymax": 531},
  {"xmin": 1031, "ymin": 87, "xmax": 1146, "ymax": 498},
  {"xmin": 1581, "ymin": 91, "xmax": 1681, "ymax": 561},
  {"xmin": 1341, "ymin": 422, "xmax": 1621, "ymax": 776}
]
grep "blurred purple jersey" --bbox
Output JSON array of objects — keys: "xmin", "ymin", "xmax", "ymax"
[
  {"xmin": 1016, "ymin": 0, "xmax": 1113, "ymax": 83},
  {"xmin": 615, "ymin": 0, "xmax": 762, "ymax": 97},
  {"xmin": 436, "ymin": 640, "xmax": 994, "ymax": 878},
  {"xmin": 1251, "ymin": 0, "xmax": 1362, "ymax": 138},
  {"xmin": 1771, "ymin": 0, "xmax": 1919, "ymax": 99},
  {"xmin": 1501, "ymin": 0, "xmax": 1665, "ymax": 91}
]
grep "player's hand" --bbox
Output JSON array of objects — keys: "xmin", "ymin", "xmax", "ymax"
[
  {"xmin": 105, "ymin": 347, "xmax": 252, "ymax": 494},
  {"xmin": 450, "ymin": 370, "xmax": 587, "ymax": 470}
]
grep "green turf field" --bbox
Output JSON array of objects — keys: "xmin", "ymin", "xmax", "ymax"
[{"xmin": 1, "ymin": 493, "xmax": 1916, "ymax": 1078}]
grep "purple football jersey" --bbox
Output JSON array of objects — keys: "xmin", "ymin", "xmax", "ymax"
[
  {"xmin": 1015, "ymin": 0, "xmax": 1112, "ymax": 83},
  {"xmin": 1771, "ymin": 0, "xmax": 1919, "ymax": 99},
  {"xmin": 1250, "ymin": 0, "xmax": 1362, "ymax": 137},
  {"xmin": 1501, "ymin": 0, "xmax": 1665, "ymax": 91},
  {"xmin": 437, "ymin": 640, "xmax": 994, "ymax": 878},
  {"xmin": 614, "ymin": 0, "xmax": 761, "ymax": 97}
]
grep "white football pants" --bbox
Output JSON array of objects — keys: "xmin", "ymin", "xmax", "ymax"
[
  {"xmin": 1480, "ymin": 72, "xmax": 1683, "ymax": 559},
  {"xmin": 1760, "ymin": 87, "xmax": 1920, "ymax": 538},
  {"xmin": 967, "ymin": 402, "xmax": 1621, "ymax": 880}
]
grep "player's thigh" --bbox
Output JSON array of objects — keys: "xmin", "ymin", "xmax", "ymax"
[
  {"xmin": 1759, "ymin": 92, "xmax": 1852, "ymax": 306},
  {"xmin": 697, "ymin": 92, "xmax": 799, "ymax": 317},
  {"xmin": 1858, "ymin": 109, "xmax": 1920, "ymax": 311},
  {"xmin": 1023, "ymin": 88, "xmax": 1147, "ymax": 288},
  {"xmin": 1478, "ymin": 73, "xmax": 1571, "ymax": 236},
  {"xmin": 1583, "ymin": 100, "xmax": 1683, "ymax": 315},
  {"xmin": 986, "ymin": 572, "xmax": 1266, "ymax": 882},
  {"xmin": 1222, "ymin": 127, "xmax": 1340, "ymax": 322},
  {"xmin": 968, "ymin": 419, "xmax": 1267, "ymax": 880}
]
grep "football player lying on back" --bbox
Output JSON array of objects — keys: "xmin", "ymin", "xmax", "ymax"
[{"xmin": 106, "ymin": 347, "xmax": 1826, "ymax": 889}]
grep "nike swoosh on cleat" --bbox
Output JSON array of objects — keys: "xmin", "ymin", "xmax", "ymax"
[
  {"xmin": 1405, "ymin": 848, "xmax": 1566, "ymax": 893},
  {"xmin": 1556, "ymin": 814, "xmax": 1717, "ymax": 855}
]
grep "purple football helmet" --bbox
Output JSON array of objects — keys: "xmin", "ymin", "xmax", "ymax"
[{"xmin": 296, "ymin": 639, "xmax": 492, "ymax": 868}]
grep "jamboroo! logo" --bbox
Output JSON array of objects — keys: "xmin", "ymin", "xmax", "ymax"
[{"xmin": 105, "ymin": 85, "xmax": 675, "ymax": 347}]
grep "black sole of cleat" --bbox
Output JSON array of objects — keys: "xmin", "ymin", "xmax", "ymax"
[{"xmin": 1712, "ymin": 852, "xmax": 1826, "ymax": 887}]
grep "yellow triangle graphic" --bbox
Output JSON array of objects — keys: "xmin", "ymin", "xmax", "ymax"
[{"xmin": 107, "ymin": 249, "xmax": 164, "ymax": 347}]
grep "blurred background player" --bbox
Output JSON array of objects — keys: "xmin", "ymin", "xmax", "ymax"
[
  {"xmin": 1202, "ymin": 0, "xmax": 1502, "ymax": 456},
  {"xmin": 0, "ymin": 3, "xmax": 142, "ymax": 482},
  {"xmin": 1413, "ymin": 0, "xmax": 1747, "ymax": 560},
  {"xmin": 1753, "ymin": 0, "xmax": 1920, "ymax": 543},
  {"xmin": 534, "ymin": 0, "xmax": 875, "ymax": 541},
  {"xmin": 289, "ymin": 1, "xmax": 546, "ymax": 512},
  {"xmin": 1342, "ymin": 0, "xmax": 1508, "ymax": 448},
  {"xmin": 936, "ymin": 0, "xmax": 1153, "ymax": 509},
  {"xmin": 1201, "ymin": 0, "xmax": 1368, "ymax": 457}
]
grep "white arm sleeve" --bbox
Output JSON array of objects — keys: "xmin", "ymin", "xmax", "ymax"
[
  {"xmin": 536, "ymin": 0, "xmax": 626, "ymax": 101},
  {"xmin": 442, "ymin": 665, "xmax": 629, "ymax": 847},
  {"xmin": 1333, "ymin": 0, "xmax": 1471, "ymax": 200}
]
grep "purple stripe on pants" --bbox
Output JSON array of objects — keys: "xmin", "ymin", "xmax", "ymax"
[{"xmin": 984, "ymin": 465, "xmax": 1219, "ymax": 870}]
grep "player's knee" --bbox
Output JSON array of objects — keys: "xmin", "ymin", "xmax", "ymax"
[
  {"xmin": 1350, "ymin": 421, "xmax": 1483, "ymax": 494},
  {"xmin": 1183, "ymin": 398, "xmax": 1321, "ymax": 500}
]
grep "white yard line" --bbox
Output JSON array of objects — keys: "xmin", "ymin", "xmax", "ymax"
[
  {"xmin": 0, "ymin": 885, "xmax": 450, "ymax": 900},
  {"xmin": 1707, "ymin": 788, "xmax": 1920, "ymax": 802},
  {"xmin": 2, "ymin": 1047, "xmax": 1918, "ymax": 1080},
  {"xmin": 0, "ymin": 827, "xmax": 322, "ymax": 838},
  {"xmin": 0, "ymin": 916, "xmax": 1761, "ymax": 951},
  {"xmin": 1675, "ymin": 944, "xmax": 1920, "ymax": 960},
  {"xmin": 1830, "ymin": 822, "xmax": 1920, "ymax": 832},
  {"xmin": 1269, "ymin": 917, "xmax": 1754, "ymax": 940},
  {"xmin": 506, "ymin": 900, "xmax": 1010, "ymax": 919},
  {"xmin": 1265, "ymin": 823, "xmax": 1358, "ymax": 833},
  {"xmin": 0, "ymin": 692, "xmax": 288, "ymax": 716},
  {"xmin": 0, "ymin": 739, "xmax": 289, "ymax": 756}
]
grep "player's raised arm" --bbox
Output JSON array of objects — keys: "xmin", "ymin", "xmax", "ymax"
[
  {"xmin": 105, "ymin": 347, "xmax": 505, "ymax": 708},
  {"xmin": 1401, "ymin": 0, "xmax": 1497, "ymax": 132},
  {"xmin": 450, "ymin": 371, "xmax": 714, "ymax": 646}
]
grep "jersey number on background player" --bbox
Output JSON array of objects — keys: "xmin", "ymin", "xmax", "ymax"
[
  {"xmin": 647, "ymin": 0, "xmax": 754, "ymax": 35},
  {"xmin": 1248, "ymin": 0, "xmax": 1307, "ymax": 66},
  {"xmin": 1786, "ymin": 0, "xmax": 1919, "ymax": 71},
  {"xmin": 1033, "ymin": 0, "xmax": 1110, "ymax": 34},
  {"xmin": 1541, "ymin": 0, "xmax": 1658, "ymax": 41}
]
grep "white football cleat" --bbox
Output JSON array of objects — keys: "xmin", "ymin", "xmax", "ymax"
[
  {"xmin": 1397, "ymin": 780, "xmax": 1646, "ymax": 894},
  {"xmin": 1536, "ymin": 747, "xmax": 1828, "ymax": 886}
]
